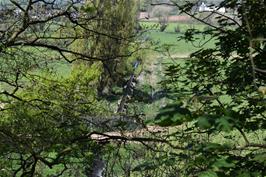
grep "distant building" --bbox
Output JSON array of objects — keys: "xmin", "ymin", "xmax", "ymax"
[{"xmin": 198, "ymin": 2, "xmax": 226, "ymax": 13}]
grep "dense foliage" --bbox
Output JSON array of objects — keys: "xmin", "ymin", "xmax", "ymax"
[
  {"xmin": 0, "ymin": 0, "xmax": 140, "ymax": 176},
  {"xmin": 151, "ymin": 0, "xmax": 266, "ymax": 176},
  {"xmin": 0, "ymin": 0, "xmax": 265, "ymax": 177}
]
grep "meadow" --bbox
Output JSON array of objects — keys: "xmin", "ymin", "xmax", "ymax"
[{"xmin": 140, "ymin": 22, "xmax": 215, "ymax": 55}]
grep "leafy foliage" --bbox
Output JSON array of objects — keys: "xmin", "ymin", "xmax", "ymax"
[
  {"xmin": 87, "ymin": 0, "xmax": 140, "ymax": 95},
  {"xmin": 0, "ymin": 63, "xmax": 107, "ymax": 176},
  {"xmin": 151, "ymin": 0, "xmax": 266, "ymax": 176}
]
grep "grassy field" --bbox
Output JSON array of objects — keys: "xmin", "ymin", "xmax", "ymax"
[{"xmin": 140, "ymin": 22, "xmax": 215, "ymax": 55}]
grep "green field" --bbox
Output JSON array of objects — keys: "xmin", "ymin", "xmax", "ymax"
[{"xmin": 140, "ymin": 22, "xmax": 216, "ymax": 55}]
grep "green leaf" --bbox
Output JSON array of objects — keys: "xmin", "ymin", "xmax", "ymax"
[
  {"xmin": 216, "ymin": 116, "xmax": 234, "ymax": 132},
  {"xmin": 212, "ymin": 157, "xmax": 235, "ymax": 168},
  {"xmin": 197, "ymin": 116, "xmax": 212, "ymax": 129},
  {"xmin": 203, "ymin": 143, "xmax": 230, "ymax": 152},
  {"xmin": 154, "ymin": 104, "xmax": 191, "ymax": 127},
  {"xmin": 198, "ymin": 170, "xmax": 218, "ymax": 177}
]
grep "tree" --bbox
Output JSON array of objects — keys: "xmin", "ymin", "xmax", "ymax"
[
  {"xmin": 0, "ymin": 63, "xmax": 104, "ymax": 176},
  {"xmin": 0, "ymin": 0, "xmax": 140, "ymax": 176},
  {"xmin": 150, "ymin": 0, "xmax": 266, "ymax": 176},
  {"xmin": 87, "ymin": 0, "xmax": 140, "ymax": 95}
]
